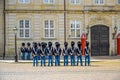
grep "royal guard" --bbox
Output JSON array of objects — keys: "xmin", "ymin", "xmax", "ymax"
[
  {"xmin": 69, "ymin": 41, "xmax": 76, "ymax": 66},
  {"xmin": 54, "ymin": 42, "xmax": 62, "ymax": 66},
  {"xmin": 20, "ymin": 43, "xmax": 26, "ymax": 60},
  {"xmin": 40, "ymin": 42, "xmax": 47, "ymax": 66},
  {"xmin": 76, "ymin": 41, "xmax": 83, "ymax": 66},
  {"xmin": 32, "ymin": 42, "xmax": 38, "ymax": 67},
  {"xmin": 37, "ymin": 42, "xmax": 41, "ymax": 60},
  {"xmin": 47, "ymin": 42, "xmax": 54, "ymax": 66},
  {"xmin": 63, "ymin": 42, "xmax": 69, "ymax": 66},
  {"xmin": 44, "ymin": 42, "xmax": 48, "ymax": 60},
  {"xmin": 26, "ymin": 42, "xmax": 32, "ymax": 60},
  {"xmin": 84, "ymin": 41, "xmax": 90, "ymax": 66}
]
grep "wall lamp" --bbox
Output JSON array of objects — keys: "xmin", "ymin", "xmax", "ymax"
[
  {"xmin": 112, "ymin": 25, "xmax": 117, "ymax": 39},
  {"xmin": 86, "ymin": 25, "xmax": 89, "ymax": 39}
]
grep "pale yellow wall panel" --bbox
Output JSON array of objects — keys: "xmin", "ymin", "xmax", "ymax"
[
  {"xmin": 85, "ymin": 0, "xmax": 93, "ymax": 5},
  {"xmin": 106, "ymin": 0, "xmax": 115, "ymax": 5}
]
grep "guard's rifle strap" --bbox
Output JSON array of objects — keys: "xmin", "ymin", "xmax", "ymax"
[
  {"xmin": 77, "ymin": 47, "xmax": 82, "ymax": 56},
  {"xmin": 33, "ymin": 47, "xmax": 37, "ymax": 57}
]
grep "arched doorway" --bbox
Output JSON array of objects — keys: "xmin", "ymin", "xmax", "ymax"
[{"xmin": 91, "ymin": 25, "xmax": 109, "ymax": 56}]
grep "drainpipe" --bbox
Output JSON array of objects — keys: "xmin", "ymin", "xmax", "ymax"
[
  {"xmin": 64, "ymin": 0, "xmax": 66, "ymax": 42},
  {"xmin": 3, "ymin": 0, "xmax": 6, "ymax": 60}
]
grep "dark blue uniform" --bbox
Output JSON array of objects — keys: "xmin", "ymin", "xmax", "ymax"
[
  {"xmin": 26, "ymin": 42, "xmax": 32, "ymax": 60},
  {"xmin": 47, "ymin": 42, "xmax": 54, "ymax": 66},
  {"xmin": 40, "ymin": 42, "xmax": 47, "ymax": 66},
  {"xmin": 47, "ymin": 47, "xmax": 54, "ymax": 66},
  {"xmin": 37, "ymin": 43, "xmax": 41, "ymax": 60},
  {"xmin": 84, "ymin": 41, "xmax": 90, "ymax": 66},
  {"xmin": 20, "ymin": 43, "xmax": 26, "ymax": 60},
  {"xmin": 69, "ymin": 41, "xmax": 76, "ymax": 66},
  {"xmin": 54, "ymin": 42, "xmax": 61, "ymax": 66},
  {"xmin": 63, "ymin": 42, "xmax": 69, "ymax": 66},
  {"xmin": 76, "ymin": 41, "xmax": 83, "ymax": 66},
  {"xmin": 32, "ymin": 42, "xmax": 38, "ymax": 67}
]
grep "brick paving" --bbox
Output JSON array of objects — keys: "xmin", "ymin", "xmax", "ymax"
[{"xmin": 0, "ymin": 60, "xmax": 120, "ymax": 80}]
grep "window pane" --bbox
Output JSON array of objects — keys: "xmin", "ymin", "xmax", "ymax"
[
  {"xmin": 20, "ymin": 29, "xmax": 24, "ymax": 37},
  {"xmin": 50, "ymin": 20, "xmax": 54, "ymax": 28},
  {"xmin": 50, "ymin": 0, "xmax": 53, "ymax": 3},
  {"xmin": 19, "ymin": 0, "xmax": 30, "ymax": 3},
  {"xmin": 50, "ymin": 29, "xmax": 54, "ymax": 37},
  {"xmin": 76, "ymin": 29, "xmax": 80, "ymax": 37},
  {"xmin": 95, "ymin": 0, "xmax": 98, "ymax": 4},
  {"xmin": 25, "ymin": 0, "xmax": 30, "ymax": 3},
  {"xmin": 71, "ymin": 29, "xmax": 75, "ymax": 37},
  {"xmin": 45, "ymin": 20, "xmax": 48, "ymax": 28},
  {"xmin": 44, "ymin": 0, "xmax": 48, "ymax": 3},
  {"xmin": 100, "ymin": 0, "xmax": 103, "ymax": 4},
  {"xmin": 45, "ymin": 29, "xmax": 49, "ymax": 37},
  {"xmin": 96, "ymin": 0, "xmax": 99, "ymax": 4},
  {"xmin": 95, "ymin": 0, "xmax": 104, "ymax": 4},
  {"xmin": 25, "ymin": 29, "xmax": 29, "ymax": 37},
  {"xmin": 71, "ymin": 0, "xmax": 75, "ymax": 3},
  {"xmin": 19, "ymin": 20, "xmax": 24, "ymax": 28},
  {"xmin": 71, "ymin": 23, "xmax": 75, "ymax": 28},
  {"xmin": 25, "ymin": 20, "xmax": 29, "ymax": 28},
  {"xmin": 118, "ymin": 0, "xmax": 120, "ymax": 4},
  {"xmin": 19, "ymin": 0, "xmax": 24, "ymax": 3},
  {"xmin": 76, "ymin": 23, "xmax": 80, "ymax": 28},
  {"xmin": 76, "ymin": 0, "xmax": 80, "ymax": 4}
]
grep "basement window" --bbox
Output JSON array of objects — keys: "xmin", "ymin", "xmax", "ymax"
[
  {"xmin": 70, "ymin": 0, "xmax": 81, "ymax": 4},
  {"xmin": 44, "ymin": 0, "xmax": 54, "ymax": 4},
  {"xmin": 118, "ymin": 0, "xmax": 120, "ymax": 4},
  {"xmin": 18, "ymin": 0, "xmax": 30, "ymax": 4},
  {"xmin": 94, "ymin": 0, "xmax": 104, "ymax": 5}
]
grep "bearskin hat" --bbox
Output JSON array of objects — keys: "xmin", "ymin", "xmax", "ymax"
[
  {"xmin": 77, "ymin": 41, "xmax": 81, "ymax": 46},
  {"xmin": 48, "ymin": 42, "xmax": 52, "ymax": 47},
  {"xmin": 27, "ymin": 42, "xmax": 31, "ymax": 46},
  {"xmin": 22, "ymin": 43, "xmax": 25, "ymax": 46},
  {"xmin": 64, "ymin": 42, "xmax": 68, "ymax": 46}
]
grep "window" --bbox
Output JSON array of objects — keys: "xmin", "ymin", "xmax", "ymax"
[
  {"xmin": 44, "ymin": 0, "xmax": 54, "ymax": 4},
  {"xmin": 44, "ymin": 20, "xmax": 55, "ymax": 38},
  {"xmin": 18, "ymin": 0, "xmax": 30, "ymax": 4},
  {"xmin": 18, "ymin": 20, "xmax": 30, "ymax": 38},
  {"xmin": 94, "ymin": 0, "xmax": 104, "ymax": 4},
  {"xmin": 70, "ymin": 0, "xmax": 81, "ymax": 4},
  {"xmin": 70, "ymin": 20, "xmax": 81, "ymax": 38},
  {"xmin": 118, "ymin": 0, "xmax": 120, "ymax": 4}
]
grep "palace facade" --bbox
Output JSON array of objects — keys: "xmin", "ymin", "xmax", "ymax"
[{"xmin": 0, "ymin": 0, "xmax": 120, "ymax": 57}]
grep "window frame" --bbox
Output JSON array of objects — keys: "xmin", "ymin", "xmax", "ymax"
[
  {"xmin": 117, "ymin": 0, "xmax": 120, "ymax": 4},
  {"xmin": 94, "ymin": 0, "xmax": 105, "ymax": 5},
  {"xmin": 69, "ymin": 20, "xmax": 81, "ymax": 38},
  {"xmin": 18, "ymin": 0, "xmax": 30, "ymax": 4},
  {"xmin": 18, "ymin": 19, "xmax": 31, "ymax": 38},
  {"xmin": 70, "ymin": 0, "xmax": 81, "ymax": 5},
  {"xmin": 44, "ymin": 20, "xmax": 55, "ymax": 38},
  {"xmin": 43, "ymin": 0, "xmax": 54, "ymax": 4}
]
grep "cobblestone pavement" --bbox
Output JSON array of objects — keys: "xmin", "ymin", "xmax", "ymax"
[{"xmin": 0, "ymin": 60, "xmax": 120, "ymax": 80}]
